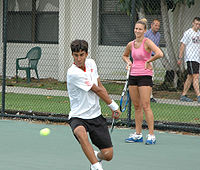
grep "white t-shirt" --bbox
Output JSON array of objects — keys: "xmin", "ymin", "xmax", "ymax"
[
  {"xmin": 67, "ymin": 59, "xmax": 101, "ymax": 119},
  {"xmin": 180, "ymin": 28, "xmax": 200, "ymax": 63}
]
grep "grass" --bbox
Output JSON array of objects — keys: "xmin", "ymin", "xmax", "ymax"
[
  {"xmin": 4, "ymin": 77, "xmax": 124, "ymax": 95},
  {"xmin": 3, "ymin": 93, "xmax": 70, "ymax": 114},
  {"xmin": 1, "ymin": 92, "xmax": 123, "ymax": 117},
  {"xmin": 4, "ymin": 77, "xmax": 67, "ymax": 91},
  {"xmin": 1, "ymin": 76, "xmax": 200, "ymax": 125},
  {"xmin": 151, "ymin": 103, "xmax": 200, "ymax": 124},
  {"xmin": 4, "ymin": 76, "xmax": 197, "ymax": 99},
  {"xmin": 1, "ymin": 93, "xmax": 200, "ymax": 124}
]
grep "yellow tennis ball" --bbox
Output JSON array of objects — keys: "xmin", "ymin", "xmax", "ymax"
[{"xmin": 40, "ymin": 128, "xmax": 50, "ymax": 136}]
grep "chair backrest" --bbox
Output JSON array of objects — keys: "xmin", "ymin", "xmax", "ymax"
[{"xmin": 27, "ymin": 47, "xmax": 42, "ymax": 68}]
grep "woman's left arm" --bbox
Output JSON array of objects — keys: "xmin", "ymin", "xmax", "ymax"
[{"xmin": 145, "ymin": 39, "xmax": 164, "ymax": 63}]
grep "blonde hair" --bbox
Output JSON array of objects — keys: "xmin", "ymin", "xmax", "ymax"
[{"xmin": 136, "ymin": 18, "xmax": 148, "ymax": 30}]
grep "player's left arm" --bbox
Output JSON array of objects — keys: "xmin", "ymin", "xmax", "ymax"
[
  {"xmin": 145, "ymin": 38, "xmax": 163, "ymax": 63},
  {"xmin": 144, "ymin": 39, "xmax": 163, "ymax": 70}
]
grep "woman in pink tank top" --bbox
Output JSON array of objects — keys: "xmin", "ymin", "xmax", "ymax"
[{"xmin": 122, "ymin": 18, "xmax": 163, "ymax": 145}]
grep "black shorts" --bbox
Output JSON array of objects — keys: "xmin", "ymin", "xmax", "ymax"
[
  {"xmin": 68, "ymin": 115, "xmax": 112, "ymax": 149},
  {"xmin": 187, "ymin": 61, "xmax": 200, "ymax": 75},
  {"xmin": 128, "ymin": 76, "xmax": 153, "ymax": 87}
]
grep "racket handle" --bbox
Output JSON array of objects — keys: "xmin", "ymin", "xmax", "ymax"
[
  {"xmin": 126, "ymin": 66, "xmax": 130, "ymax": 79},
  {"xmin": 112, "ymin": 111, "xmax": 120, "ymax": 119}
]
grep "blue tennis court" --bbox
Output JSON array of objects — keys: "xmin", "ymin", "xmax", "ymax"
[{"xmin": 0, "ymin": 119, "xmax": 199, "ymax": 170}]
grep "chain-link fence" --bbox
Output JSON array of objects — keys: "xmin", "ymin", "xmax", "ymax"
[{"xmin": 0, "ymin": 0, "xmax": 200, "ymax": 133}]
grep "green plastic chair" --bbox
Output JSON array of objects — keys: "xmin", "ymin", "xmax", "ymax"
[{"xmin": 16, "ymin": 46, "xmax": 42, "ymax": 83}]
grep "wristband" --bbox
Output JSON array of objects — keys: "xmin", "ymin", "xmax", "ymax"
[{"xmin": 108, "ymin": 100, "xmax": 119, "ymax": 111}]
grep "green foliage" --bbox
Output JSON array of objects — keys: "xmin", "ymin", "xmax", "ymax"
[
  {"xmin": 164, "ymin": 0, "xmax": 195, "ymax": 10},
  {"xmin": 118, "ymin": 0, "xmax": 195, "ymax": 14},
  {"xmin": 118, "ymin": 0, "xmax": 162, "ymax": 15},
  {"xmin": 118, "ymin": 0, "xmax": 132, "ymax": 16}
]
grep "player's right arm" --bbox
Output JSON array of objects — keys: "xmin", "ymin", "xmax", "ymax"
[
  {"xmin": 177, "ymin": 43, "xmax": 185, "ymax": 65},
  {"xmin": 122, "ymin": 41, "xmax": 132, "ymax": 69},
  {"xmin": 91, "ymin": 78, "xmax": 121, "ymax": 118},
  {"xmin": 91, "ymin": 78, "xmax": 112, "ymax": 105}
]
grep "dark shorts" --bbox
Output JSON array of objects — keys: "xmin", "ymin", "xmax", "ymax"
[
  {"xmin": 68, "ymin": 115, "xmax": 113, "ymax": 150},
  {"xmin": 187, "ymin": 61, "xmax": 200, "ymax": 75},
  {"xmin": 128, "ymin": 76, "xmax": 153, "ymax": 87}
]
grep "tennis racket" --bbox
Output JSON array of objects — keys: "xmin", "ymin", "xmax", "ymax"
[
  {"xmin": 120, "ymin": 67, "xmax": 130, "ymax": 112},
  {"xmin": 110, "ymin": 111, "xmax": 120, "ymax": 133}
]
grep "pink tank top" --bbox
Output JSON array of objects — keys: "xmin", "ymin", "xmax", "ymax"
[{"xmin": 130, "ymin": 38, "xmax": 153, "ymax": 76}]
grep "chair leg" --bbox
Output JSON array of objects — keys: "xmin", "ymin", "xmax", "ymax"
[
  {"xmin": 35, "ymin": 69, "xmax": 40, "ymax": 81},
  {"xmin": 16, "ymin": 69, "xmax": 18, "ymax": 82},
  {"xmin": 26, "ymin": 69, "xmax": 31, "ymax": 83}
]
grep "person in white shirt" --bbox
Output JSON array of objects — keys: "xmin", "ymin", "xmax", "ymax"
[
  {"xmin": 67, "ymin": 39, "xmax": 121, "ymax": 170},
  {"xmin": 177, "ymin": 17, "xmax": 200, "ymax": 103}
]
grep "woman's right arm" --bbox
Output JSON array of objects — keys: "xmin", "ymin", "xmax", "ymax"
[{"xmin": 122, "ymin": 42, "xmax": 132, "ymax": 68}]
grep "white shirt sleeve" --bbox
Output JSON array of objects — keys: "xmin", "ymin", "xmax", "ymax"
[{"xmin": 181, "ymin": 30, "xmax": 190, "ymax": 45}]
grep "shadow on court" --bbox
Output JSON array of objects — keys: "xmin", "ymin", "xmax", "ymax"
[{"xmin": 0, "ymin": 119, "xmax": 199, "ymax": 170}]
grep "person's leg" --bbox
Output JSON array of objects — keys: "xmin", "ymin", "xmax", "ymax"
[
  {"xmin": 192, "ymin": 74, "xmax": 200, "ymax": 96},
  {"xmin": 97, "ymin": 147, "xmax": 113, "ymax": 161},
  {"xmin": 74, "ymin": 126, "xmax": 98, "ymax": 164},
  {"xmin": 125, "ymin": 85, "xmax": 143, "ymax": 143},
  {"xmin": 138, "ymin": 86, "xmax": 154, "ymax": 135},
  {"xmin": 88, "ymin": 115, "xmax": 113, "ymax": 169},
  {"xmin": 150, "ymin": 61, "xmax": 157, "ymax": 102},
  {"xmin": 138, "ymin": 85, "xmax": 156, "ymax": 145},
  {"xmin": 182, "ymin": 61, "xmax": 194, "ymax": 99},
  {"xmin": 129, "ymin": 85, "xmax": 143, "ymax": 134},
  {"xmin": 182, "ymin": 74, "xmax": 193, "ymax": 96}
]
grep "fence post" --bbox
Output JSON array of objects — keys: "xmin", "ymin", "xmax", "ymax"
[{"xmin": 1, "ymin": 0, "xmax": 8, "ymax": 114}]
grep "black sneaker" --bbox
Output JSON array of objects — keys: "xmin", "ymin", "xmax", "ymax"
[
  {"xmin": 150, "ymin": 98, "xmax": 157, "ymax": 103},
  {"xmin": 197, "ymin": 96, "xmax": 200, "ymax": 103},
  {"xmin": 180, "ymin": 95, "xmax": 193, "ymax": 102}
]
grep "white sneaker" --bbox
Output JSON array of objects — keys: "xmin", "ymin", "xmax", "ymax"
[
  {"xmin": 90, "ymin": 162, "xmax": 103, "ymax": 170},
  {"xmin": 145, "ymin": 134, "xmax": 156, "ymax": 145},
  {"xmin": 125, "ymin": 132, "xmax": 143, "ymax": 143},
  {"xmin": 90, "ymin": 151, "xmax": 103, "ymax": 170}
]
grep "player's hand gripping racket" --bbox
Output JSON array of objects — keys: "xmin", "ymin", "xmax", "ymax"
[
  {"xmin": 110, "ymin": 111, "xmax": 120, "ymax": 133},
  {"xmin": 120, "ymin": 66, "xmax": 130, "ymax": 112}
]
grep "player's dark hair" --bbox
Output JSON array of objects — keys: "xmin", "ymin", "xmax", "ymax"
[
  {"xmin": 193, "ymin": 17, "xmax": 200, "ymax": 22},
  {"xmin": 71, "ymin": 39, "xmax": 88, "ymax": 53}
]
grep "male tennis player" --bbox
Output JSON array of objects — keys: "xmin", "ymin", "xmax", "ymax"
[
  {"xmin": 67, "ymin": 39, "xmax": 121, "ymax": 170},
  {"xmin": 177, "ymin": 17, "xmax": 200, "ymax": 103}
]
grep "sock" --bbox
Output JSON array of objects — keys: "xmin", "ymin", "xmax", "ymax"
[
  {"xmin": 91, "ymin": 162, "xmax": 102, "ymax": 170},
  {"xmin": 148, "ymin": 134, "xmax": 156, "ymax": 139},
  {"xmin": 94, "ymin": 151, "xmax": 101, "ymax": 162}
]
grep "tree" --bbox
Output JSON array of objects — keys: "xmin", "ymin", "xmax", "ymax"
[{"xmin": 118, "ymin": 0, "xmax": 195, "ymax": 90}]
